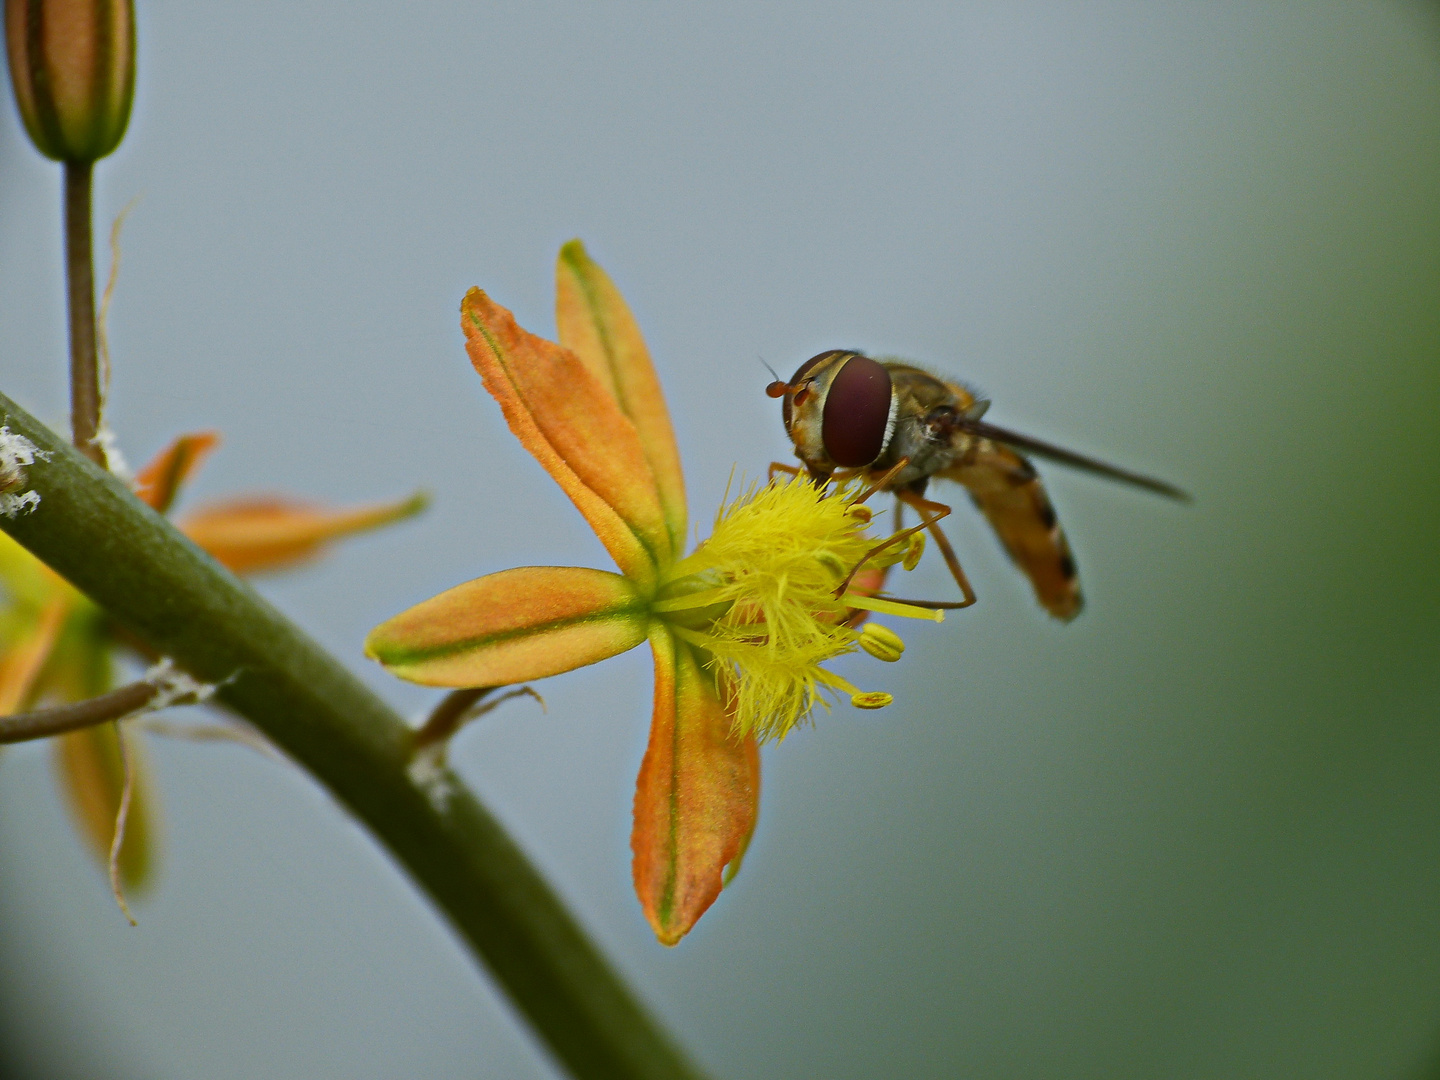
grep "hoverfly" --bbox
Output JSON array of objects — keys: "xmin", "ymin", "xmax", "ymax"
[{"xmin": 767, "ymin": 350, "xmax": 1187, "ymax": 620}]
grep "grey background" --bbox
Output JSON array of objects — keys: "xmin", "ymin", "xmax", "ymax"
[{"xmin": 2, "ymin": 2, "xmax": 1439, "ymax": 1077}]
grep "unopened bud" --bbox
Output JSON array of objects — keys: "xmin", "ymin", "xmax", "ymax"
[
  {"xmin": 5, "ymin": 0, "xmax": 136, "ymax": 162},
  {"xmin": 902, "ymin": 531, "xmax": 925, "ymax": 571},
  {"xmin": 849, "ymin": 691, "xmax": 893, "ymax": 710}
]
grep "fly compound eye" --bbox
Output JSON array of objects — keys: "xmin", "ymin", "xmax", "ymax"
[{"xmin": 821, "ymin": 354, "xmax": 893, "ymax": 467}]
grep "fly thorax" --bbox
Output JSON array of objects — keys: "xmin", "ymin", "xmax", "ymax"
[{"xmin": 880, "ymin": 409, "xmax": 961, "ymax": 485}]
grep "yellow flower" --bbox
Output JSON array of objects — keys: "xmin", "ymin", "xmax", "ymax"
[
  {"xmin": 0, "ymin": 431, "xmax": 424, "ymax": 896},
  {"xmin": 365, "ymin": 241, "xmax": 940, "ymax": 944}
]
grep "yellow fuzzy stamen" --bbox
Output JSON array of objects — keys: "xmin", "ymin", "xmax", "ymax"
[
  {"xmin": 902, "ymin": 531, "xmax": 926, "ymax": 571},
  {"xmin": 657, "ymin": 475, "xmax": 936, "ymax": 742}
]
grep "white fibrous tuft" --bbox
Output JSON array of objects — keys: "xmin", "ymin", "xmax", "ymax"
[
  {"xmin": 0, "ymin": 426, "xmax": 46, "ymax": 517},
  {"xmin": 142, "ymin": 658, "xmax": 219, "ymax": 710},
  {"xmin": 407, "ymin": 748, "xmax": 458, "ymax": 813},
  {"xmin": 0, "ymin": 490, "xmax": 41, "ymax": 517},
  {"xmin": 94, "ymin": 426, "xmax": 133, "ymax": 482}
]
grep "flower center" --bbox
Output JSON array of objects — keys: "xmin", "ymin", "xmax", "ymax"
[{"xmin": 652, "ymin": 474, "xmax": 941, "ymax": 742}]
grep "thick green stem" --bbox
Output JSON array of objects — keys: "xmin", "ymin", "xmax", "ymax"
[
  {"xmin": 63, "ymin": 160, "xmax": 104, "ymax": 466},
  {"xmin": 0, "ymin": 392, "xmax": 707, "ymax": 1080}
]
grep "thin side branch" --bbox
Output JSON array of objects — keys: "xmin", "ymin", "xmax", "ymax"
[
  {"xmin": 412, "ymin": 685, "xmax": 544, "ymax": 757},
  {"xmin": 415, "ymin": 686, "xmax": 492, "ymax": 751},
  {"xmin": 0, "ymin": 680, "xmax": 158, "ymax": 743}
]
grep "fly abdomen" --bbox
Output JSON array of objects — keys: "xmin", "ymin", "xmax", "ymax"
[{"xmin": 942, "ymin": 441, "xmax": 1084, "ymax": 621}]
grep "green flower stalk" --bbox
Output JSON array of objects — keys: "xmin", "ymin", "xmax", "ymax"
[{"xmin": 5, "ymin": 0, "xmax": 138, "ymax": 465}]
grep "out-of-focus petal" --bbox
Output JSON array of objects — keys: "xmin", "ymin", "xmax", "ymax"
[
  {"xmin": 555, "ymin": 240, "xmax": 686, "ymax": 555},
  {"xmin": 0, "ymin": 594, "xmax": 70, "ymax": 714},
  {"xmin": 462, "ymin": 288, "xmax": 672, "ymax": 588},
  {"xmin": 133, "ymin": 431, "xmax": 219, "ymax": 513},
  {"xmin": 632, "ymin": 627, "xmax": 760, "ymax": 946},
  {"xmin": 365, "ymin": 566, "xmax": 649, "ymax": 687},
  {"xmin": 54, "ymin": 723, "xmax": 155, "ymax": 895},
  {"xmin": 0, "ymin": 532, "xmax": 58, "ymax": 609},
  {"xmin": 178, "ymin": 491, "xmax": 428, "ymax": 575}
]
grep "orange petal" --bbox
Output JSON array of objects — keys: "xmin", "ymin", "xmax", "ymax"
[
  {"xmin": 463, "ymin": 288, "xmax": 672, "ymax": 588},
  {"xmin": 0, "ymin": 594, "xmax": 70, "ymax": 714},
  {"xmin": 632, "ymin": 626, "xmax": 760, "ymax": 946},
  {"xmin": 178, "ymin": 491, "xmax": 428, "ymax": 575},
  {"xmin": 555, "ymin": 241, "xmax": 686, "ymax": 555},
  {"xmin": 133, "ymin": 432, "xmax": 219, "ymax": 513},
  {"xmin": 365, "ymin": 566, "xmax": 649, "ymax": 687},
  {"xmin": 54, "ymin": 723, "xmax": 156, "ymax": 895}
]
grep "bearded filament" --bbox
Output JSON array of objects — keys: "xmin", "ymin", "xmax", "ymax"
[{"xmin": 657, "ymin": 474, "xmax": 943, "ymax": 741}]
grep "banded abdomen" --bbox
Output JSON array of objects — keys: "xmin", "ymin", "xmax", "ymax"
[{"xmin": 941, "ymin": 442, "xmax": 1083, "ymax": 621}]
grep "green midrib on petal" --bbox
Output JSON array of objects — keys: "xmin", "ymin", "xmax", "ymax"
[{"xmin": 368, "ymin": 600, "xmax": 650, "ymax": 667}]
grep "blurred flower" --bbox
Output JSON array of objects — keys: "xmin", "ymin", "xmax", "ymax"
[
  {"xmin": 4, "ymin": 0, "xmax": 136, "ymax": 162},
  {"xmin": 366, "ymin": 241, "xmax": 940, "ymax": 944},
  {"xmin": 0, "ymin": 430, "xmax": 425, "ymax": 897}
]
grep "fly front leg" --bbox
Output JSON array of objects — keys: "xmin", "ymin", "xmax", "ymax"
[
  {"xmin": 849, "ymin": 458, "xmax": 910, "ymax": 506},
  {"xmin": 769, "ymin": 459, "xmax": 836, "ymax": 487}
]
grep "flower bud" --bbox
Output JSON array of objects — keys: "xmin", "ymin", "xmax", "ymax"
[
  {"xmin": 5, "ymin": 0, "xmax": 136, "ymax": 162},
  {"xmin": 858, "ymin": 623, "xmax": 906, "ymax": 663}
]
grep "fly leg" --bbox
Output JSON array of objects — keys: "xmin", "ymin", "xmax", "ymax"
[
  {"xmin": 832, "ymin": 460, "xmax": 969, "ymax": 609},
  {"xmin": 848, "ymin": 459, "xmax": 910, "ymax": 506},
  {"xmin": 832, "ymin": 514, "xmax": 936, "ymax": 600},
  {"xmin": 768, "ymin": 460, "xmax": 838, "ymax": 487},
  {"xmin": 893, "ymin": 489, "xmax": 977, "ymax": 609}
]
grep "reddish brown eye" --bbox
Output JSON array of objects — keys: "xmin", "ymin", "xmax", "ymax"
[
  {"xmin": 782, "ymin": 350, "xmax": 848, "ymax": 430},
  {"xmin": 821, "ymin": 354, "xmax": 892, "ymax": 467}
]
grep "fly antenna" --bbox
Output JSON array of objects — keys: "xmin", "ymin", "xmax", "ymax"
[{"xmin": 759, "ymin": 356, "xmax": 790, "ymax": 398}]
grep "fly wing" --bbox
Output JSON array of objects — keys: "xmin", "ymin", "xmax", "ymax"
[{"xmin": 940, "ymin": 441, "xmax": 1083, "ymax": 621}]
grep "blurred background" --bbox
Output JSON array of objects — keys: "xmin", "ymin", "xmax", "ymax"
[{"xmin": 1, "ymin": 2, "xmax": 1438, "ymax": 1077}]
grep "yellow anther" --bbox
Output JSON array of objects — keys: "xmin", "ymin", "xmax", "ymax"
[
  {"xmin": 858, "ymin": 623, "xmax": 905, "ymax": 662},
  {"xmin": 845, "ymin": 503, "xmax": 873, "ymax": 525},
  {"xmin": 902, "ymin": 531, "xmax": 925, "ymax": 571},
  {"xmin": 849, "ymin": 691, "xmax": 893, "ymax": 710}
]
